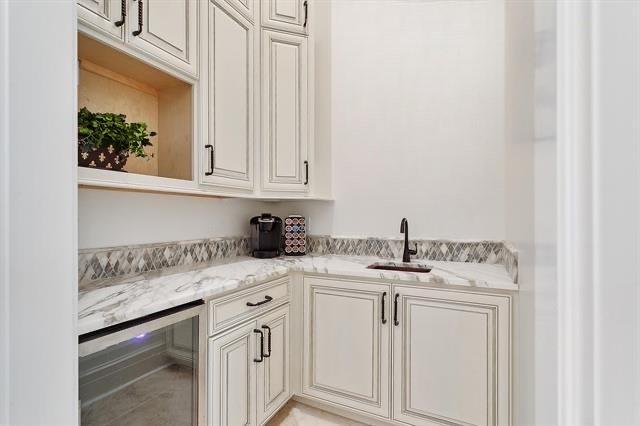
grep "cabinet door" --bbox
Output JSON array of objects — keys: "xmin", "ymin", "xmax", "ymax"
[
  {"xmin": 261, "ymin": 0, "xmax": 308, "ymax": 35},
  {"xmin": 256, "ymin": 305, "xmax": 291, "ymax": 425},
  {"xmin": 127, "ymin": 0, "xmax": 197, "ymax": 76},
  {"xmin": 209, "ymin": 321, "xmax": 259, "ymax": 426},
  {"xmin": 78, "ymin": 0, "xmax": 126, "ymax": 40},
  {"xmin": 201, "ymin": 0, "xmax": 254, "ymax": 190},
  {"xmin": 303, "ymin": 277, "xmax": 391, "ymax": 418},
  {"xmin": 261, "ymin": 30, "xmax": 309, "ymax": 193},
  {"xmin": 392, "ymin": 286, "xmax": 512, "ymax": 426}
]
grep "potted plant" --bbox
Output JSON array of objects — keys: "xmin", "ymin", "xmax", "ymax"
[{"xmin": 77, "ymin": 107, "xmax": 157, "ymax": 172}]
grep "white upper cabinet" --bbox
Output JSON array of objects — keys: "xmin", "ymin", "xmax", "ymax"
[
  {"xmin": 392, "ymin": 286, "xmax": 512, "ymax": 426},
  {"xmin": 261, "ymin": 30, "xmax": 309, "ymax": 193},
  {"xmin": 261, "ymin": 0, "xmax": 308, "ymax": 35},
  {"xmin": 201, "ymin": 0, "xmax": 255, "ymax": 190},
  {"xmin": 303, "ymin": 277, "xmax": 391, "ymax": 418},
  {"xmin": 127, "ymin": 0, "xmax": 198, "ymax": 76},
  {"xmin": 224, "ymin": 0, "xmax": 255, "ymax": 22},
  {"xmin": 78, "ymin": 0, "xmax": 126, "ymax": 40}
]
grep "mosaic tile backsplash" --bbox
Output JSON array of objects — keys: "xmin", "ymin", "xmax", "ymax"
[
  {"xmin": 307, "ymin": 236, "xmax": 518, "ymax": 282},
  {"xmin": 78, "ymin": 237, "xmax": 251, "ymax": 286},
  {"xmin": 79, "ymin": 235, "xmax": 518, "ymax": 285}
]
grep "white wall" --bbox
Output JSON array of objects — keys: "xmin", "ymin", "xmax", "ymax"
[
  {"xmin": 279, "ymin": 0, "xmax": 507, "ymax": 240},
  {"xmin": 79, "ymin": 188, "xmax": 273, "ymax": 249},
  {"xmin": 2, "ymin": 1, "xmax": 78, "ymax": 424},
  {"xmin": 78, "ymin": 1, "xmax": 509, "ymax": 247}
]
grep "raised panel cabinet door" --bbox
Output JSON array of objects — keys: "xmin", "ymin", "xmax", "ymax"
[
  {"xmin": 261, "ymin": 0, "xmax": 307, "ymax": 35},
  {"xmin": 256, "ymin": 305, "xmax": 291, "ymax": 425},
  {"xmin": 208, "ymin": 321, "xmax": 258, "ymax": 426},
  {"xmin": 392, "ymin": 286, "xmax": 512, "ymax": 426},
  {"xmin": 78, "ymin": 0, "xmax": 126, "ymax": 40},
  {"xmin": 261, "ymin": 30, "xmax": 309, "ymax": 193},
  {"xmin": 303, "ymin": 277, "xmax": 391, "ymax": 418},
  {"xmin": 201, "ymin": 0, "xmax": 254, "ymax": 190},
  {"xmin": 127, "ymin": 0, "xmax": 197, "ymax": 76}
]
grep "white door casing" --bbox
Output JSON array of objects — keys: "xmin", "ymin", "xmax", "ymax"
[
  {"xmin": 303, "ymin": 276, "xmax": 391, "ymax": 418},
  {"xmin": 392, "ymin": 286, "xmax": 512, "ymax": 426},
  {"xmin": 201, "ymin": 0, "xmax": 254, "ymax": 189},
  {"xmin": 261, "ymin": 29, "xmax": 309, "ymax": 192}
]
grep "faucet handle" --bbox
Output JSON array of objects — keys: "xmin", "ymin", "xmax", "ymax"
[{"xmin": 409, "ymin": 244, "xmax": 417, "ymax": 255}]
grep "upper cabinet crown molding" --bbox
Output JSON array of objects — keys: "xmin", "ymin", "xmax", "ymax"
[{"xmin": 261, "ymin": 0, "xmax": 308, "ymax": 35}]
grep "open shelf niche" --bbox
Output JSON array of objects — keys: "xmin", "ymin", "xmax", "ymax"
[{"xmin": 78, "ymin": 33, "xmax": 193, "ymax": 181}]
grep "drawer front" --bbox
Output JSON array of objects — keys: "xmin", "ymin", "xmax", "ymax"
[{"xmin": 208, "ymin": 277, "xmax": 289, "ymax": 335}]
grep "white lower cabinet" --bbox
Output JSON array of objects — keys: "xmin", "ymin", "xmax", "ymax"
[
  {"xmin": 208, "ymin": 304, "xmax": 291, "ymax": 426},
  {"xmin": 392, "ymin": 286, "xmax": 512, "ymax": 426},
  {"xmin": 301, "ymin": 277, "xmax": 512, "ymax": 426},
  {"xmin": 208, "ymin": 275, "xmax": 513, "ymax": 426},
  {"xmin": 209, "ymin": 320, "xmax": 258, "ymax": 426},
  {"xmin": 302, "ymin": 276, "xmax": 391, "ymax": 418},
  {"xmin": 256, "ymin": 305, "xmax": 291, "ymax": 424}
]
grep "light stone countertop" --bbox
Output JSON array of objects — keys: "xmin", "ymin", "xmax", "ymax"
[{"xmin": 78, "ymin": 254, "xmax": 517, "ymax": 335}]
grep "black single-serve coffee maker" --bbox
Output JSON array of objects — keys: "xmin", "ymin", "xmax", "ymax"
[{"xmin": 249, "ymin": 213, "xmax": 283, "ymax": 258}]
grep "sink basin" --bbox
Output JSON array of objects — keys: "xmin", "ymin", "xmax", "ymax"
[{"xmin": 366, "ymin": 262, "xmax": 432, "ymax": 273}]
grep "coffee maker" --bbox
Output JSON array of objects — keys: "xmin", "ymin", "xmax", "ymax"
[{"xmin": 249, "ymin": 213, "xmax": 283, "ymax": 258}]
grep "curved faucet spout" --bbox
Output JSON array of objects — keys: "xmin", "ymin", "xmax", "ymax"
[{"xmin": 399, "ymin": 218, "xmax": 417, "ymax": 263}]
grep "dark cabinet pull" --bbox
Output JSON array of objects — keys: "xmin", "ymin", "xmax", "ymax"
[
  {"xmin": 114, "ymin": 0, "xmax": 126, "ymax": 27},
  {"xmin": 381, "ymin": 292, "xmax": 387, "ymax": 324},
  {"xmin": 303, "ymin": 1, "xmax": 308, "ymax": 28},
  {"xmin": 246, "ymin": 295, "xmax": 273, "ymax": 307},
  {"xmin": 132, "ymin": 0, "xmax": 143, "ymax": 36},
  {"xmin": 261, "ymin": 325, "xmax": 272, "ymax": 358},
  {"xmin": 253, "ymin": 329, "xmax": 264, "ymax": 362},
  {"xmin": 304, "ymin": 160, "xmax": 309, "ymax": 185},
  {"xmin": 393, "ymin": 293, "xmax": 400, "ymax": 326},
  {"xmin": 205, "ymin": 144, "xmax": 214, "ymax": 176}
]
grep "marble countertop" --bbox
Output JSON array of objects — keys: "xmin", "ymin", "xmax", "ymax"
[{"xmin": 78, "ymin": 254, "xmax": 517, "ymax": 335}]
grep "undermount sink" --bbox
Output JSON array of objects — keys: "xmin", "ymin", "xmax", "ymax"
[{"xmin": 366, "ymin": 262, "xmax": 432, "ymax": 273}]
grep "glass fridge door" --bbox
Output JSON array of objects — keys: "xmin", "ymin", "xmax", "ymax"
[{"xmin": 79, "ymin": 307, "xmax": 201, "ymax": 426}]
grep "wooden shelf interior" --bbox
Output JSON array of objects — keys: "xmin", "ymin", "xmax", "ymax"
[{"xmin": 78, "ymin": 34, "xmax": 193, "ymax": 181}]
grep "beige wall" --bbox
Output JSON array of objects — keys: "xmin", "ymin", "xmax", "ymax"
[
  {"xmin": 78, "ymin": 68, "xmax": 159, "ymax": 176},
  {"xmin": 158, "ymin": 84, "xmax": 192, "ymax": 180}
]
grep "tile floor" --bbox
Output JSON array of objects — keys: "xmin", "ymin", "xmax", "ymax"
[
  {"xmin": 267, "ymin": 401, "xmax": 368, "ymax": 426},
  {"xmin": 81, "ymin": 364, "xmax": 194, "ymax": 426}
]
